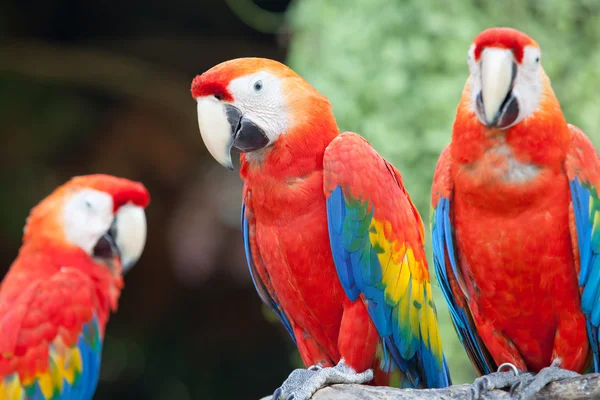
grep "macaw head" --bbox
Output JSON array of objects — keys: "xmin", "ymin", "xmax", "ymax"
[
  {"xmin": 191, "ymin": 57, "xmax": 336, "ymax": 170},
  {"xmin": 23, "ymin": 174, "xmax": 150, "ymax": 275},
  {"xmin": 467, "ymin": 27, "xmax": 549, "ymax": 130}
]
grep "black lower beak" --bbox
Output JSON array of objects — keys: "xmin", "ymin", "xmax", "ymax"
[
  {"xmin": 93, "ymin": 219, "xmax": 119, "ymax": 260},
  {"xmin": 225, "ymin": 105, "xmax": 269, "ymax": 153},
  {"xmin": 476, "ymin": 90, "xmax": 520, "ymax": 129}
]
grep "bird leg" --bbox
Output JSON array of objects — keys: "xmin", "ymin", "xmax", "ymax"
[
  {"xmin": 271, "ymin": 359, "xmax": 373, "ymax": 400},
  {"xmin": 512, "ymin": 359, "xmax": 580, "ymax": 400},
  {"xmin": 469, "ymin": 363, "xmax": 533, "ymax": 400}
]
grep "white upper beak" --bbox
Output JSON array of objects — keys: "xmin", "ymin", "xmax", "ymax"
[
  {"xmin": 197, "ymin": 96, "xmax": 234, "ymax": 170},
  {"xmin": 480, "ymin": 48, "xmax": 514, "ymax": 125},
  {"xmin": 114, "ymin": 203, "xmax": 147, "ymax": 273}
]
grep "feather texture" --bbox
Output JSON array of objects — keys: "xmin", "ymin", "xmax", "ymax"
[
  {"xmin": 430, "ymin": 146, "xmax": 496, "ymax": 375},
  {"xmin": 0, "ymin": 265, "xmax": 108, "ymax": 400},
  {"xmin": 566, "ymin": 125, "xmax": 600, "ymax": 372},
  {"xmin": 242, "ymin": 201, "xmax": 296, "ymax": 343},
  {"xmin": 324, "ymin": 132, "xmax": 451, "ymax": 388}
]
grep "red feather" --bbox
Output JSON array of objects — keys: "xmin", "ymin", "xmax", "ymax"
[
  {"xmin": 191, "ymin": 58, "xmax": 299, "ymax": 100},
  {"xmin": 473, "ymin": 27, "xmax": 538, "ymax": 63}
]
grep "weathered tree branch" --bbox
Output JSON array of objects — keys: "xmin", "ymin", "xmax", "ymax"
[{"xmin": 260, "ymin": 373, "xmax": 600, "ymax": 400}]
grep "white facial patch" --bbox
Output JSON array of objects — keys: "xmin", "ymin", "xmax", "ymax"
[
  {"xmin": 227, "ymin": 71, "xmax": 289, "ymax": 145},
  {"xmin": 466, "ymin": 44, "xmax": 479, "ymax": 112},
  {"xmin": 63, "ymin": 189, "xmax": 114, "ymax": 254},
  {"xmin": 511, "ymin": 46, "xmax": 542, "ymax": 124}
]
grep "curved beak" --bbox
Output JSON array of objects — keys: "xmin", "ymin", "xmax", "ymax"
[
  {"xmin": 476, "ymin": 48, "xmax": 520, "ymax": 129},
  {"xmin": 112, "ymin": 203, "xmax": 147, "ymax": 273},
  {"xmin": 196, "ymin": 97, "xmax": 269, "ymax": 170}
]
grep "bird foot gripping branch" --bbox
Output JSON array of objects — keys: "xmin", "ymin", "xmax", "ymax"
[
  {"xmin": 515, "ymin": 360, "xmax": 580, "ymax": 399},
  {"xmin": 469, "ymin": 360, "xmax": 580, "ymax": 400},
  {"xmin": 272, "ymin": 360, "xmax": 373, "ymax": 400},
  {"xmin": 469, "ymin": 363, "xmax": 532, "ymax": 400}
]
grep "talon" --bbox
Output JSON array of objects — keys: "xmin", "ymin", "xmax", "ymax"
[
  {"xmin": 469, "ymin": 387, "xmax": 476, "ymax": 400},
  {"xmin": 469, "ymin": 368, "xmax": 527, "ymax": 399},
  {"xmin": 481, "ymin": 377, "xmax": 489, "ymax": 394},
  {"xmin": 286, "ymin": 395, "xmax": 294, "ymax": 400},
  {"xmin": 272, "ymin": 387, "xmax": 282, "ymax": 400},
  {"xmin": 509, "ymin": 380, "xmax": 521, "ymax": 397}
]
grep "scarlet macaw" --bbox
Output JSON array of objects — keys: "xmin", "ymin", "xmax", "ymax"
[
  {"xmin": 0, "ymin": 174, "xmax": 149, "ymax": 399},
  {"xmin": 431, "ymin": 27, "xmax": 599, "ymax": 399},
  {"xmin": 192, "ymin": 58, "xmax": 451, "ymax": 400}
]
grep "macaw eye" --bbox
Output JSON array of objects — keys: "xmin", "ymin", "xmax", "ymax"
[{"xmin": 253, "ymin": 80, "xmax": 264, "ymax": 92}]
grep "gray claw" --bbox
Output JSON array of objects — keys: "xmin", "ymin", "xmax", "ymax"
[
  {"xmin": 469, "ymin": 362, "xmax": 530, "ymax": 400},
  {"xmin": 272, "ymin": 360, "xmax": 373, "ymax": 400},
  {"xmin": 480, "ymin": 377, "xmax": 489, "ymax": 393},
  {"xmin": 509, "ymin": 381, "xmax": 521, "ymax": 397}
]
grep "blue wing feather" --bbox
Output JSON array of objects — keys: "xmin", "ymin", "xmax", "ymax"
[
  {"xmin": 327, "ymin": 185, "xmax": 451, "ymax": 388},
  {"xmin": 326, "ymin": 187, "xmax": 361, "ymax": 300},
  {"xmin": 12, "ymin": 317, "xmax": 103, "ymax": 400},
  {"xmin": 241, "ymin": 203, "xmax": 296, "ymax": 344},
  {"xmin": 571, "ymin": 180, "xmax": 592, "ymax": 284},
  {"xmin": 77, "ymin": 318, "xmax": 102, "ymax": 400},
  {"xmin": 569, "ymin": 178, "xmax": 600, "ymax": 370},
  {"xmin": 431, "ymin": 197, "xmax": 496, "ymax": 376}
]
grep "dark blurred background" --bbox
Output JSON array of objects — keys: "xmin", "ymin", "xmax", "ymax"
[
  {"xmin": 1, "ymin": 1, "xmax": 295, "ymax": 399},
  {"xmin": 1, "ymin": 0, "xmax": 598, "ymax": 399}
]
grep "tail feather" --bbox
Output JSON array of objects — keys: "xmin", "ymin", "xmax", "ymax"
[{"xmin": 372, "ymin": 339, "xmax": 452, "ymax": 389}]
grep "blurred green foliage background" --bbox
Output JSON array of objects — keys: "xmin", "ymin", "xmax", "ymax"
[
  {"xmin": 286, "ymin": 0, "xmax": 600, "ymax": 385},
  {"xmin": 0, "ymin": 0, "xmax": 599, "ymax": 398}
]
